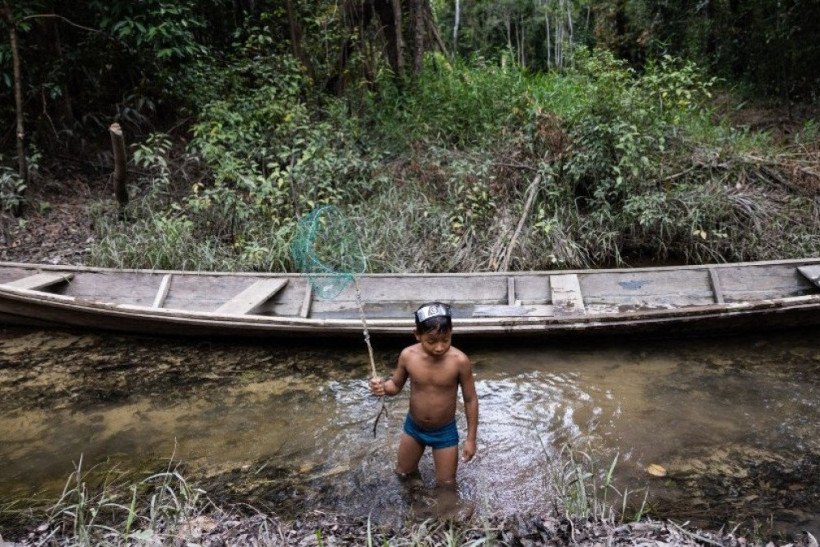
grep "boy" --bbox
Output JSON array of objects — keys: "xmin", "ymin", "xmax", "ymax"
[{"xmin": 369, "ymin": 302, "xmax": 478, "ymax": 487}]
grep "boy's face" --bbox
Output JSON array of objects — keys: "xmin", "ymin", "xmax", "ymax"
[{"xmin": 415, "ymin": 329, "xmax": 452, "ymax": 358}]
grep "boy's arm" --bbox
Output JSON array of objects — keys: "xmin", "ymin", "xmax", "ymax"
[
  {"xmin": 459, "ymin": 356, "xmax": 479, "ymax": 462},
  {"xmin": 369, "ymin": 350, "xmax": 409, "ymax": 396}
]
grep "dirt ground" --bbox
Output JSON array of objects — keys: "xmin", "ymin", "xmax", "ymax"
[{"xmin": 0, "ymin": 177, "xmax": 99, "ymax": 265}]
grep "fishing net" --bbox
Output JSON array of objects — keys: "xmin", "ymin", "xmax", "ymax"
[
  {"xmin": 290, "ymin": 205, "xmax": 387, "ymax": 434},
  {"xmin": 290, "ymin": 205, "xmax": 367, "ymax": 300}
]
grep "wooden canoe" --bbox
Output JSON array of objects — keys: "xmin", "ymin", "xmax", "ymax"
[{"xmin": 0, "ymin": 259, "xmax": 818, "ymax": 339}]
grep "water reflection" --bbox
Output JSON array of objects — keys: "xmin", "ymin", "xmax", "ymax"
[{"xmin": 0, "ymin": 328, "xmax": 817, "ymax": 534}]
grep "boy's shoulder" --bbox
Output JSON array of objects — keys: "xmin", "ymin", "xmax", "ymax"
[
  {"xmin": 398, "ymin": 343, "xmax": 423, "ymax": 360},
  {"xmin": 400, "ymin": 342, "xmax": 422, "ymax": 354},
  {"xmin": 448, "ymin": 345, "xmax": 470, "ymax": 365}
]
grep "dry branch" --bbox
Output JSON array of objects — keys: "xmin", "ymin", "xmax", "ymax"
[{"xmin": 500, "ymin": 174, "xmax": 541, "ymax": 272}]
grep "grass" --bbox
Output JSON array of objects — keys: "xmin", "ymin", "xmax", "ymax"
[
  {"xmin": 1, "ymin": 441, "xmax": 636, "ymax": 545},
  {"xmin": 35, "ymin": 454, "xmax": 212, "ymax": 545},
  {"xmin": 3, "ymin": 444, "xmax": 783, "ymax": 546},
  {"xmin": 542, "ymin": 438, "xmax": 648, "ymax": 526}
]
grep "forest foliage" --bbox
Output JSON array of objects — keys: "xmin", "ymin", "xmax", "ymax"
[{"xmin": 1, "ymin": 0, "xmax": 818, "ymax": 271}]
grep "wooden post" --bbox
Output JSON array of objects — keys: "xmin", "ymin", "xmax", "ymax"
[{"xmin": 109, "ymin": 122, "xmax": 128, "ymax": 207}]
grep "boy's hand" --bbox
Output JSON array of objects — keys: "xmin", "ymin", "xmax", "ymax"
[
  {"xmin": 369, "ymin": 377, "xmax": 385, "ymax": 396},
  {"xmin": 461, "ymin": 439, "xmax": 476, "ymax": 462}
]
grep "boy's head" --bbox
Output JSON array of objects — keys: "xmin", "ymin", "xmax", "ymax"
[{"xmin": 414, "ymin": 302, "xmax": 452, "ymax": 335}]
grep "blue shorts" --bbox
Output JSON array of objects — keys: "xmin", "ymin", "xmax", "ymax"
[{"xmin": 403, "ymin": 414, "xmax": 459, "ymax": 450}]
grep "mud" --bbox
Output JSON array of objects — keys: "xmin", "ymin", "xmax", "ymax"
[{"xmin": 0, "ymin": 327, "xmax": 384, "ymax": 412}]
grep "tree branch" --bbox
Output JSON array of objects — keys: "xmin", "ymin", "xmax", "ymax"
[{"xmin": 22, "ymin": 13, "xmax": 105, "ymax": 35}]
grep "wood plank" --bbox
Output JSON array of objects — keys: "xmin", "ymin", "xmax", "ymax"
[
  {"xmin": 551, "ymin": 274, "xmax": 586, "ymax": 316},
  {"xmin": 215, "ymin": 279, "xmax": 288, "ymax": 315},
  {"xmin": 473, "ymin": 304, "xmax": 553, "ymax": 317},
  {"xmin": 708, "ymin": 268, "xmax": 725, "ymax": 304},
  {"xmin": 580, "ymin": 269, "xmax": 714, "ymax": 307},
  {"xmin": 355, "ymin": 276, "xmax": 508, "ymax": 303},
  {"xmin": 715, "ymin": 264, "xmax": 815, "ymax": 301},
  {"xmin": 3, "ymin": 272, "xmax": 74, "ymax": 290},
  {"xmin": 507, "ymin": 277, "xmax": 516, "ymax": 306},
  {"xmin": 798, "ymin": 265, "xmax": 820, "ymax": 288},
  {"xmin": 300, "ymin": 283, "xmax": 313, "ymax": 318},
  {"xmin": 152, "ymin": 274, "xmax": 173, "ymax": 308}
]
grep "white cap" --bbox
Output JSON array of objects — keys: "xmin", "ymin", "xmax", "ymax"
[{"xmin": 415, "ymin": 303, "xmax": 451, "ymax": 323}]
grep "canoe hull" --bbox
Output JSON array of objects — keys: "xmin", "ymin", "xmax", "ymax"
[{"xmin": 0, "ymin": 259, "xmax": 818, "ymax": 340}]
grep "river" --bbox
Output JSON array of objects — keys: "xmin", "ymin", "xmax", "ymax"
[{"xmin": 0, "ymin": 327, "xmax": 817, "ymax": 537}]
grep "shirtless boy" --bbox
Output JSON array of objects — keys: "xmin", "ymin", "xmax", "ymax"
[{"xmin": 369, "ymin": 302, "xmax": 478, "ymax": 486}]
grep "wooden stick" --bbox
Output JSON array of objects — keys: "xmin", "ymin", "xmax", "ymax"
[
  {"xmin": 353, "ymin": 278, "xmax": 377, "ymax": 378},
  {"xmin": 354, "ymin": 278, "xmax": 388, "ymax": 436},
  {"xmin": 500, "ymin": 174, "xmax": 541, "ymax": 272},
  {"xmin": 667, "ymin": 520, "xmax": 724, "ymax": 547}
]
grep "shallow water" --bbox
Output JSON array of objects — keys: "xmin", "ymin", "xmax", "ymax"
[{"xmin": 0, "ymin": 328, "xmax": 817, "ymax": 536}]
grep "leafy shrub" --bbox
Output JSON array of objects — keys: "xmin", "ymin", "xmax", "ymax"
[
  {"xmin": 0, "ymin": 166, "xmax": 25, "ymax": 215},
  {"xmin": 368, "ymin": 54, "xmax": 529, "ymax": 148}
]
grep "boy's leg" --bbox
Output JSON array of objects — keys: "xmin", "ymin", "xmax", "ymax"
[
  {"xmin": 395, "ymin": 433, "xmax": 425, "ymax": 477},
  {"xmin": 431, "ymin": 446, "xmax": 458, "ymax": 486}
]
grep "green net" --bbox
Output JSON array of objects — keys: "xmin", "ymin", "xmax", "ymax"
[
  {"xmin": 291, "ymin": 205, "xmax": 388, "ymax": 434},
  {"xmin": 290, "ymin": 205, "xmax": 367, "ymax": 300}
]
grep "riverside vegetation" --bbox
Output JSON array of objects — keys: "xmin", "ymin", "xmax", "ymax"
[{"xmin": 84, "ymin": 50, "xmax": 819, "ymax": 273}]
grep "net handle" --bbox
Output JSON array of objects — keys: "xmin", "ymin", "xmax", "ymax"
[{"xmin": 354, "ymin": 278, "xmax": 377, "ymax": 378}]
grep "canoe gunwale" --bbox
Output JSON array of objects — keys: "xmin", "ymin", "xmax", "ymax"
[{"xmin": 1, "ymin": 257, "xmax": 819, "ymax": 278}]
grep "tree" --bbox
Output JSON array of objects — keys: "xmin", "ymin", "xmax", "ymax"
[
  {"xmin": 1, "ymin": 1, "xmax": 33, "ymax": 214},
  {"xmin": 322, "ymin": 0, "xmax": 445, "ymax": 92}
]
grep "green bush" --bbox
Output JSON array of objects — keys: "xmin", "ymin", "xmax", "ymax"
[{"xmin": 368, "ymin": 54, "xmax": 529, "ymax": 148}]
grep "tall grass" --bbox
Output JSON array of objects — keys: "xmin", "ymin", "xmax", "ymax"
[
  {"xmin": 4, "ymin": 443, "xmax": 660, "ymax": 546},
  {"xmin": 544, "ymin": 440, "xmax": 648, "ymax": 525},
  {"xmin": 19, "ymin": 455, "xmax": 225, "ymax": 545}
]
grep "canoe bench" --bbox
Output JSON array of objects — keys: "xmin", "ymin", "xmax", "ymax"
[
  {"xmin": 2, "ymin": 272, "xmax": 74, "ymax": 290},
  {"xmin": 214, "ymin": 278, "xmax": 288, "ymax": 315},
  {"xmin": 798, "ymin": 265, "xmax": 820, "ymax": 288}
]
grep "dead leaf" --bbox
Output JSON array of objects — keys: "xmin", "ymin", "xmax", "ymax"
[{"xmin": 645, "ymin": 463, "xmax": 667, "ymax": 477}]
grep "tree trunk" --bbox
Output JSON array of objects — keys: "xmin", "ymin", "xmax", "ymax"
[
  {"xmin": 565, "ymin": 0, "xmax": 573, "ymax": 63},
  {"xmin": 505, "ymin": 12, "xmax": 512, "ymax": 55},
  {"xmin": 422, "ymin": 1, "xmax": 448, "ymax": 56},
  {"xmin": 285, "ymin": 0, "xmax": 315, "ymax": 81},
  {"xmin": 375, "ymin": 0, "xmax": 405, "ymax": 79},
  {"xmin": 390, "ymin": 0, "xmax": 405, "ymax": 78},
  {"xmin": 109, "ymin": 122, "xmax": 128, "ymax": 209},
  {"xmin": 3, "ymin": 4, "xmax": 28, "ymax": 215},
  {"xmin": 326, "ymin": 0, "xmax": 371, "ymax": 94},
  {"xmin": 545, "ymin": 8, "xmax": 551, "ymax": 70},
  {"xmin": 453, "ymin": 0, "xmax": 460, "ymax": 54},
  {"xmin": 410, "ymin": 0, "xmax": 424, "ymax": 77}
]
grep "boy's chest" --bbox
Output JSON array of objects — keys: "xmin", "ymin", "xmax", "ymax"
[{"xmin": 408, "ymin": 362, "xmax": 459, "ymax": 388}]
